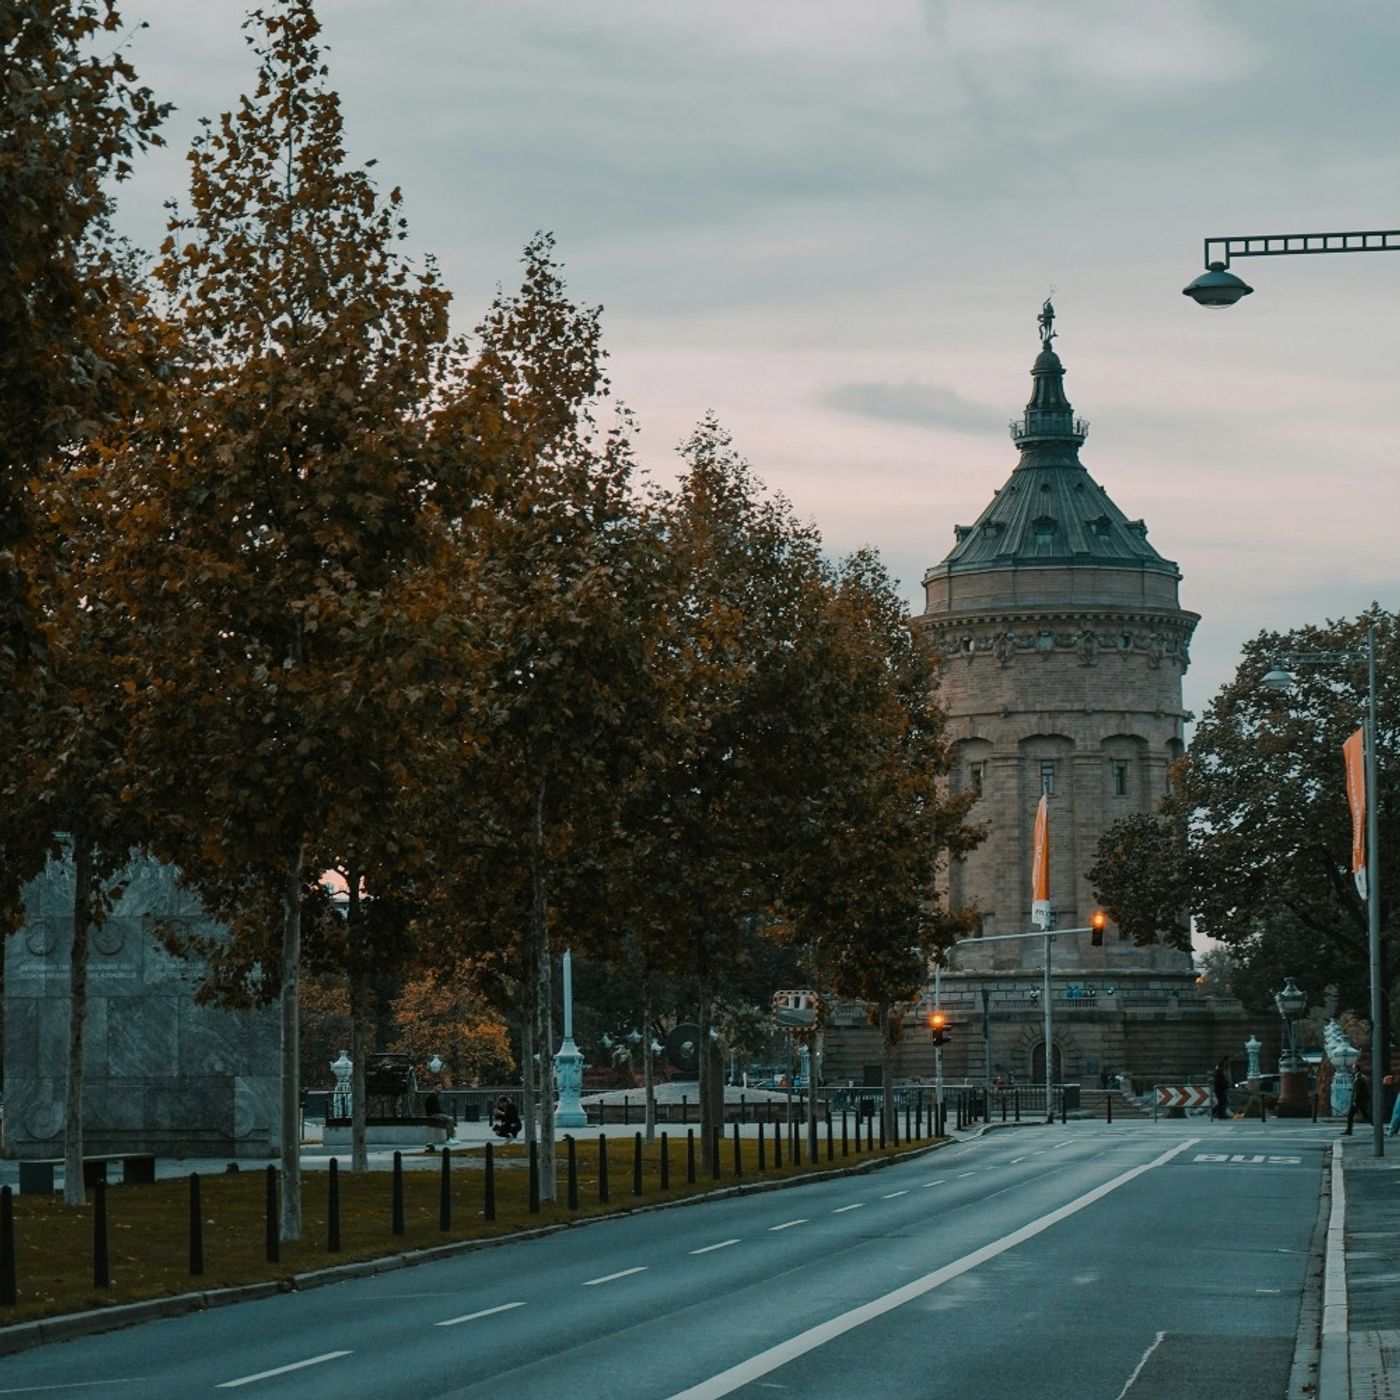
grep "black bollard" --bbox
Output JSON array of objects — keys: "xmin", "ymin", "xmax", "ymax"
[
  {"xmin": 682, "ymin": 1095, "xmax": 688, "ymax": 1126},
  {"xmin": 264, "ymin": 1165, "xmax": 278, "ymax": 1264},
  {"xmin": 633, "ymin": 1133, "xmax": 644, "ymax": 1197},
  {"xmin": 1260, "ymin": 1093, "xmax": 1267, "ymax": 1124},
  {"xmin": 1312, "ymin": 1093, "xmax": 1318, "ymax": 1124},
  {"xmin": 741, "ymin": 1095, "xmax": 747, "ymax": 1123},
  {"xmin": 733, "ymin": 1122, "xmax": 743, "ymax": 1177},
  {"xmin": 566, "ymin": 1137, "xmax": 579, "ymax": 1211},
  {"xmin": 905, "ymin": 1103, "xmax": 912, "ymax": 1142},
  {"xmin": 1014, "ymin": 1091, "xmax": 1021, "ymax": 1122},
  {"xmin": 484, "ymin": 1142, "xmax": 496, "ymax": 1221},
  {"xmin": 189, "ymin": 1173, "xmax": 204, "ymax": 1276},
  {"xmin": 711, "ymin": 1126, "xmax": 721, "ymax": 1180},
  {"xmin": 93, "ymin": 1178, "xmax": 110, "ymax": 1289},
  {"xmin": 758, "ymin": 1122, "xmax": 767, "ymax": 1171},
  {"xmin": 1106, "ymin": 1094, "xmax": 1113, "ymax": 1125},
  {"xmin": 623, "ymin": 1095, "xmax": 630, "ymax": 1127},
  {"xmin": 1060, "ymin": 1095, "xmax": 1067, "ymax": 1126},
  {"xmin": 440, "ymin": 1146, "xmax": 452, "ymax": 1230},
  {"xmin": 328, "ymin": 1158, "xmax": 341, "ymax": 1251},
  {"xmin": 842, "ymin": 1109, "xmax": 849, "ymax": 1157},
  {"xmin": 774, "ymin": 1118, "xmax": 783, "ymax": 1169},
  {"xmin": 660, "ymin": 1132, "xmax": 670, "ymax": 1190},
  {"xmin": 528, "ymin": 1140, "xmax": 540, "ymax": 1214},
  {"xmin": 1001, "ymin": 1093, "xmax": 1007, "ymax": 1123},
  {"xmin": 793, "ymin": 1122, "xmax": 803, "ymax": 1167},
  {"xmin": 686, "ymin": 1129, "xmax": 696, "ymax": 1184},
  {"xmin": 391, "ymin": 1151, "xmax": 405, "ymax": 1236},
  {"xmin": 879, "ymin": 1112, "xmax": 886, "ymax": 1151},
  {"xmin": 598, "ymin": 1135, "xmax": 610, "ymax": 1204},
  {"xmin": 826, "ymin": 1111, "xmax": 834, "ymax": 1161},
  {"xmin": 0, "ymin": 1186, "xmax": 14, "ymax": 1306}
]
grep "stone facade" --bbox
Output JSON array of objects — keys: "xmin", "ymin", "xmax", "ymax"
[{"xmin": 3, "ymin": 854, "xmax": 279, "ymax": 1159}]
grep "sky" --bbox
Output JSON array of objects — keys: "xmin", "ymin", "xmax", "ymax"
[{"xmin": 112, "ymin": 0, "xmax": 1400, "ymax": 723}]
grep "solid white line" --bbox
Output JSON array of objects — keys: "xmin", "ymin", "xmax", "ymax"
[
  {"xmin": 583, "ymin": 1267, "xmax": 649, "ymax": 1287},
  {"xmin": 882, "ymin": 1190, "xmax": 909, "ymax": 1199},
  {"xmin": 0, "ymin": 1385, "xmax": 148, "ymax": 1395},
  {"xmin": 436, "ymin": 1301, "xmax": 528, "ymax": 1326},
  {"xmin": 217, "ymin": 1352, "xmax": 352, "ymax": 1389},
  {"xmin": 769, "ymin": 1219, "xmax": 807, "ymax": 1231},
  {"xmin": 690, "ymin": 1239, "xmax": 740, "ymax": 1255},
  {"xmin": 1113, "ymin": 1331, "xmax": 1165, "ymax": 1400},
  {"xmin": 666, "ymin": 1139, "xmax": 1197, "ymax": 1400},
  {"xmin": 831, "ymin": 1204, "xmax": 864, "ymax": 1214}
]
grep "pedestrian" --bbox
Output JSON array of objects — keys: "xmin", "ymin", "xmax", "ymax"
[
  {"xmin": 492, "ymin": 1095, "xmax": 521, "ymax": 1141},
  {"xmin": 1384, "ymin": 1075, "xmax": 1400, "ymax": 1138},
  {"xmin": 1344, "ymin": 1068, "xmax": 1371, "ymax": 1135},
  {"xmin": 1212, "ymin": 1060, "xmax": 1229, "ymax": 1120}
]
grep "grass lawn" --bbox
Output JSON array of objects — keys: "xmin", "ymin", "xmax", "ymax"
[{"xmin": 1, "ymin": 1127, "xmax": 940, "ymax": 1323}]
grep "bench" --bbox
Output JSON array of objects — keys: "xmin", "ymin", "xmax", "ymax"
[{"xmin": 17, "ymin": 1153, "xmax": 158, "ymax": 1195}]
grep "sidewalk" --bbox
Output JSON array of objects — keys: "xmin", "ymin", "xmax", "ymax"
[{"xmin": 1321, "ymin": 1132, "xmax": 1400, "ymax": 1399}]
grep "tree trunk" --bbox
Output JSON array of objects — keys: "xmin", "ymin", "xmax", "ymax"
[
  {"xmin": 806, "ymin": 1027, "xmax": 821, "ymax": 1155},
  {"xmin": 528, "ymin": 775, "xmax": 556, "ymax": 1201},
  {"xmin": 698, "ymin": 979, "xmax": 715, "ymax": 1172},
  {"xmin": 520, "ymin": 996, "xmax": 535, "ymax": 1151},
  {"xmin": 879, "ymin": 1003, "xmax": 896, "ymax": 1143},
  {"xmin": 642, "ymin": 982, "xmax": 655, "ymax": 1144},
  {"xmin": 279, "ymin": 836, "xmax": 307, "ymax": 1240},
  {"xmin": 63, "ymin": 841, "xmax": 92, "ymax": 1207}
]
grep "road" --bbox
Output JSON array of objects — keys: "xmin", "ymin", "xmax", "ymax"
[{"xmin": 0, "ymin": 1120, "xmax": 1332, "ymax": 1399}]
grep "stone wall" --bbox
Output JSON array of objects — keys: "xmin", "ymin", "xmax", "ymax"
[{"xmin": 3, "ymin": 854, "xmax": 279, "ymax": 1159}]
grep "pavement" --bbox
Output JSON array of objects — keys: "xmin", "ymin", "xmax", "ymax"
[{"xmin": 1324, "ymin": 1128, "xmax": 1400, "ymax": 1400}]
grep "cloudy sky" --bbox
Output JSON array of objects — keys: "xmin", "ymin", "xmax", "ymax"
[{"xmin": 114, "ymin": 1, "xmax": 1400, "ymax": 720}]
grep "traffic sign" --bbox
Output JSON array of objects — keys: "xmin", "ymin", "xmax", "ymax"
[{"xmin": 1155, "ymin": 1085, "xmax": 1211, "ymax": 1110}]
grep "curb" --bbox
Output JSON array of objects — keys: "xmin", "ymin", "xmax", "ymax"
[
  {"xmin": 1318, "ymin": 1140, "xmax": 1350, "ymax": 1400},
  {"xmin": 0, "ymin": 1131, "xmax": 983, "ymax": 1355}
]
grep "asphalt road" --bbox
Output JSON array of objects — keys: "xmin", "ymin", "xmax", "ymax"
[{"xmin": 0, "ymin": 1120, "xmax": 1333, "ymax": 1399}]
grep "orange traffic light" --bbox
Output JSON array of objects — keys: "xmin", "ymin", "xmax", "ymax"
[
  {"xmin": 929, "ymin": 1010, "xmax": 949, "ymax": 1045},
  {"xmin": 1091, "ymin": 910, "xmax": 1107, "ymax": 946}
]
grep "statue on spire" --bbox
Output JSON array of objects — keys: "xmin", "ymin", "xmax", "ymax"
[{"xmin": 1038, "ymin": 296, "xmax": 1056, "ymax": 348}]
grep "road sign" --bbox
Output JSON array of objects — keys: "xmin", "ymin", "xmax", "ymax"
[
  {"xmin": 1155, "ymin": 1086, "xmax": 1211, "ymax": 1110},
  {"xmin": 773, "ymin": 989, "xmax": 818, "ymax": 1029}
]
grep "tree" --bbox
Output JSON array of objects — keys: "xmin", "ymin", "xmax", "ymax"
[
  {"xmin": 112, "ymin": 0, "xmax": 453, "ymax": 1239},
  {"xmin": 432, "ymin": 234, "xmax": 660, "ymax": 1201},
  {"xmin": 389, "ymin": 963, "xmax": 514, "ymax": 1086},
  {"xmin": 0, "ymin": 1, "xmax": 166, "ymax": 772},
  {"xmin": 1092, "ymin": 606, "xmax": 1395, "ymax": 1021}
]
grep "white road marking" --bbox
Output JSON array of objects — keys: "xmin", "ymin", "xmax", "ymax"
[
  {"xmin": 1031, "ymin": 1149, "xmax": 1048, "ymax": 1156},
  {"xmin": 690, "ymin": 1238, "xmax": 740, "ymax": 1254},
  {"xmin": 832, "ymin": 1203, "xmax": 864, "ymax": 1214},
  {"xmin": 769, "ymin": 1219, "xmax": 807, "ymax": 1231},
  {"xmin": 1009, "ymin": 1156, "xmax": 1027, "ymax": 1164},
  {"xmin": 882, "ymin": 1190, "xmax": 909, "ymax": 1199},
  {"xmin": 435, "ymin": 1301, "xmax": 527, "ymax": 1326},
  {"xmin": 217, "ymin": 1352, "xmax": 352, "ymax": 1389},
  {"xmin": 0, "ymin": 1385, "xmax": 148, "ymax": 1395},
  {"xmin": 666, "ymin": 1139, "xmax": 1198, "ymax": 1400},
  {"xmin": 921, "ymin": 1179, "xmax": 945, "ymax": 1188},
  {"xmin": 1114, "ymin": 1331, "xmax": 1166, "ymax": 1400},
  {"xmin": 957, "ymin": 1171, "xmax": 977, "ymax": 1178},
  {"xmin": 1256, "ymin": 1288, "xmax": 1281, "ymax": 1294},
  {"xmin": 582, "ymin": 1267, "xmax": 649, "ymax": 1287}
]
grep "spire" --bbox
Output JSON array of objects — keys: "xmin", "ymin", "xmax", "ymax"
[{"xmin": 1010, "ymin": 298, "xmax": 1088, "ymax": 449}]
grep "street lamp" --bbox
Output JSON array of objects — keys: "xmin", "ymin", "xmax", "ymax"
[
  {"xmin": 1273, "ymin": 977, "xmax": 1309, "ymax": 1117},
  {"xmin": 1183, "ymin": 228, "xmax": 1400, "ymax": 307},
  {"xmin": 1260, "ymin": 625, "xmax": 1384, "ymax": 1154}
]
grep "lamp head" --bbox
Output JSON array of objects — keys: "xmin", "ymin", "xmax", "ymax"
[
  {"xmin": 1183, "ymin": 261, "xmax": 1254, "ymax": 308},
  {"xmin": 1260, "ymin": 665, "xmax": 1295, "ymax": 693}
]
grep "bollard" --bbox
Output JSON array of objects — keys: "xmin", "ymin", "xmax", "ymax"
[
  {"xmin": 842, "ymin": 1109, "xmax": 849, "ymax": 1157},
  {"xmin": 741, "ymin": 1095, "xmax": 747, "ymax": 1123},
  {"xmin": 633, "ymin": 1133, "xmax": 644, "ymax": 1197},
  {"xmin": 687, "ymin": 1128, "xmax": 697, "ymax": 1184},
  {"xmin": 328, "ymin": 1158, "xmax": 341, "ymax": 1252},
  {"xmin": 440, "ymin": 1146, "xmax": 453, "ymax": 1230},
  {"xmin": 733, "ymin": 1122, "xmax": 742, "ymax": 1177},
  {"xmin": 189, "ymin": 1173, "xmax": 204, "ymax": 1276},
  {"xmin": 598, "ymin": 1135, "xmax": 610, "ymax": 1204},
  {"xmin": 711, "ymin": 1127, "xmax": 721, "ymax": 1180},
  {"xmin": 793, "ymin": 1123, "xmax": 802, "ymax": 1167},
  {"xmin": 391, "ymin": 1151, "xmax": 405, "ymax": 1236},
  {"xmin": 484, "ymin": 1142, "xmax": 496, "ymax": 1221},
  {"xmin": 1014, "ymin": 1091, "xmax": 1020, "ymax": 1123},
  {"xmin": 1106, "ymin": 1095, "xmax": 1113, "ymax": 1125},
  {"xmin": 1312, "ymin": 1093, "xmax": 1318, "ymax": 1124},
  {"xmin": 528, "ymin": 1140, "xmax": 540, "ymax": 1214},
  {"xmin": 660, "ymin": 1131, "xmax": 670, "ymax": 1190},
  {"xmin": 264, "ymin": 1165, "xmax": 278, "ymax": 1264},
  {"xmin": 1001, "ymin": 1094, "xmax": 1007, "ymax": 1124},
  {"xmin": 916, "ymin": 1099, "xmax": 923, "ymax": 1139},
  {"xmin": 758, "ymin": 1121, "xmax": 767, "ymax": 1171},
  {"xmin": 94, "ymin": 1179, "xmax": 110, "ymax": 1289},
  {"xmin": 1061, "ymin": 1096, "xmax": 1067, "ymax": 1126},
  {"xmin": 879, "ymin": 1112, "xmax": 886, "ymax": 1152},
  {"xmin": 905, "ymin": 1103, "xmax": 912, "ymax": 1142},
  {"xmin": 1260, "ymin": 1093, "xmax": 1267, "ymax": 1124},
  {"xmin": 681, "ymin": 1095, "xmax": 688, "ymax": 1126},
  {"xmin": 567, "ymin": 1137, "xmax": 579, "ymax": 1211},
  {"xmin": 774, "ymin": 1119, "xmax": 783, "ymax": 1169},
  {"xmin": 623, "ymin": 1095, "xmax": 631, "ymax": 1127},
  {"xmin": 826, "ymin": 1111, "xmax": 834, "ymax": 1161},
  {"xmin": 0, "ymin": 1186, "xmax": 14, "ymax": 1306}
]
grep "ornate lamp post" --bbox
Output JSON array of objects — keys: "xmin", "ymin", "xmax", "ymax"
[
  {"xmin": 1244, "ymin": 1035, "xmax": 1262, "ymax": 1092},
  {"xmin": 1273, "ymin": 977, "xmax": 1310, "ymax": 1116}
]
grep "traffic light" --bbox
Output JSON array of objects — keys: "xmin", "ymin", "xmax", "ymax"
[
  {"xmin": 1091, "ymin": 910, "xmax": 1107, "ymax": 946},
  {"xmin": 929, "ymin": 1010, "xmax": 950, "ymax": 1046}
]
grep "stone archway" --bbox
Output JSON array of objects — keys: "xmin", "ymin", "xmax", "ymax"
[{"xmin": 1031, "ymin": 1041, "xmax": 1064, "ymax": 1084}]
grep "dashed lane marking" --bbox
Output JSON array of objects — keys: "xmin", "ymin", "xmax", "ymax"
[
  {"xmin": 1009, "ymin": 1156, "xmax": 1027, "ymax": 1164},
  {"xmin": 921, "ymin": 1179, "xmax": 945, "ymax": 1188},
  {"xmin": 882, "ymin": 1190, "xmax": 909, "ymax": 1199},
  {"xmin": 769, "ymin": 1219, "xmax": 807, "ymax": 1231},
  {"xmin": 832, "ymin": 1204, "xmax": 864, "ymax": 1214},
  {"xmin": 957, "ymin": 1171, "xmax": 977, "ymax": 1178},
  {"xmin": 436, "ymin": 1301, "xmax": 528, "ymax": 1325},
  {"xmin": 217, "ymin": 1352, "xmax": 352, "ymax": 1389},
  {"xmin": 690, "ymin": 1239, "xmax": 741, "ymax": 1254},
  {"xmin": 582, "ymin": 1267, "xmax": 649, "ymax": 1287}
]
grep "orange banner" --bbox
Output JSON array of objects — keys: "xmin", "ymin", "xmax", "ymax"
[
  {"xmin": 1031, "ymin": 792, "xmax": 1050, "ymax": 929},
  {"xmin": 1343, "ymin": 727, "xmax": 1368, "ymax": 900}
]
